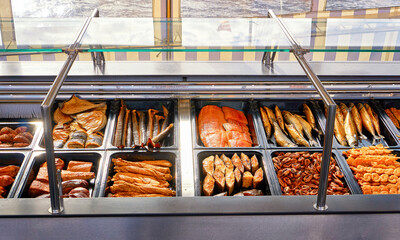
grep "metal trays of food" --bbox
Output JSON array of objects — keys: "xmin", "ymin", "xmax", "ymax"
[
  {"xmin": 14, "ymin": 151, "xmax": 104, "ymax": 198},
  {"xmin": 256, "ymin": 100, "xmax": 324, "ymax": 149},
  {"xmin": 97, "ymin": 151, "xmax": 181, "ymax": 197},
  {"xmin": 194, "ymin": 150, "xmax": 271, "ymax": 196},
  {"xmin": 0, "ymin": 121, "xmax": 41, "ymax": 150},
  {"xmin": 36, "ymin": 100, "xmax": 112, "ymax": 151},
  {"xmin": 107, "ymin": 100, "xmax": 178, "ymax": 150},
  {"xmin": 264, "ymin": 149, "xmax": 361, "ymax": 195},
  {"xmin": 0, "ymin": 151, "xmax": 31, "ymax": 198},
  {"xmin": 317, "ymin": 99, "xmax": 400, "ymax": 149},
  {"xmin": 371, "ymin": 100, "xmax": 400, "ymax": 147},
  {"xmin": 192, "ymin": 100, "xmax": 262, "ymax": 149}
]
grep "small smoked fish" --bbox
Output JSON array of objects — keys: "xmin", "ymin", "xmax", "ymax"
[
  {"xmin": 138, "ymin": 111, "xmax": 146, "ymax": 145},
  {"xmin": 275, "ymin": 105, "xmax": 287, "ymax": 135},
  {"xmin": 365, "ymin": 103, "xmax": 384, "ymax": 139},
  {"xmin": 131, "ymin": 110, "xmax": 141, "ymax": 147},
  {"xmin": 340, "ymin": 103, "xmax": 358, "ymax": 147},
  {"xmin": 147, "ymin": 109, "xmax": 159, "ymax": 139},
  {"xmin": 357, "ymin": 103, "xmax": 380, "ymax": 144},
  {"xmin": 349, "ymin": 103, "xmax": 367, "ymax": 140},
  {"xmin": 151, "ymin": 123, "xmax": 173, "ymax": 144},
  {"xmin": 294, "ymin": 114, "xmax": 318, "ymax": 147},
  {"xmin": 283, "ymin": 110, "xmax": 304, "ymax": 138},
  {"xmin": 390, "ymin": 108, "xmax": 400, "ymax": 124},
  {"xmin": 285, "ymin": 123, "xmax": 309, "ymax": 147},
  {"xmin": 153, "ymin": 115, "xmax": 164, "ymax": 140},
  {"xmin": 335, "ymin": 108, "xmax": 348, "ymax": 146},
  {"xmin": 303, "ymin": 104, "xmax": 321, "ymax": 135},
  {"xmin": 113, "ymin": 100, "xmax": 126, "ymax": 147},
  {"xmin": 386, "ymin": 109, "xmax": 400, "ymax": 129},
  {"xmin": 260, "ymin": 107, "xmax": 272, "ymax": 139},
  {"xmin": 126, "ymin": 111, "xmax": 132, "ymax": 147},
  {"xmin": 272, "ymin": 121, "xmax": 297, "ymax": 147},
  {"xmin": 263, "ymin": 106, "xmax": 276, "ymax": 125},
  {"xmin": 161, "ymin": 105, "xmax": 169, "ymax": 131},
  {"xmin": 120, "ymin": 109, "xmax": 130, "ymax": 149}
]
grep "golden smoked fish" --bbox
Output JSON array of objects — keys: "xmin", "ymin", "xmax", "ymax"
[
  {"xmin": 386, "ymin": 109, "xmax": 400, "ymax": 129},
  {"xmin": 365, "ymin": 103, "xmax": 384, "ymax": 139},
  {"xmin": 260, "ymin": 107, "xmax": 272, "ymax": 139},
  {"xmin": 390, "ymin": 108, "xmax": 400, "ymax": 124},
  {"xmin": 340, "ymin": 103, "xmax": 358, "ymax": 147},
  {"xmin": 357, "ymin": 103, "xmax": 380, "ymax": 144},
  {"xmin": 275, "ymin": 106, "xmax": 287, "ymax": 135},
  {"xmin": 282, "ymin": 111, "xmax": 303, "ymax": 137},
  {"xmin": 272, "ymin": 121, "xmax": 297, "ymax": 147},
  {"xmin": 285, "ymin": 123, "xmax": 309, "ymax": 147},
  {"xmin": 303, "ymin": 103, "xmax": 321, "ymax": 135},
  {"xmin": 334, "ymin": 108, "xmax": 348, "ymax": 146},
  {"xmin": 349, "ymin": 103, "xmax": 367, "ymax": 140},
  {"xmin": 294, "ymin": 114, "xmax": 318, "ymax": 147}
]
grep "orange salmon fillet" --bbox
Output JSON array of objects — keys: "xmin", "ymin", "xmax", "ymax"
[
  {"xmin": 222, "ymin": 106, "xmax": 248, "ymax": 125},
  {"xmin": 199, "ymin": 105, "xmax": 228, "ymax": 147}
]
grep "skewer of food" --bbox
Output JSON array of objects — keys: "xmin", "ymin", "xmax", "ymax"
[
  {"xmin": 198, "ymin": 105, "xmax": 254, "ymax": 148},
  {"xmin": 28, "ymin": 158, "xmax": 95, "ymax": 198},
  {"xmin": 202, "ymin": 153, "xmax": 264, "ymax": 196},
  {"xmin": 52, "ymin": 95, "xmax": 107, "ymax": 149},
  {"xmin": 113, "ymin": 100, "xmax": 173, "ymax": 149},
  {"xmin": 259, "ymin": 104, "xmax": 320, "ymax": 147},
  {"xmin": 273, "ymin": 151, "xmax": 350, "ymax": 195},
  {"xmin": 107, "ymin": 158, "xmax": 175, "ymax": 197},
  {"xmin": 0, "ymin": 126, "xmax": 34, "ymax": 148},
  {"xmin": 325, "ymin": 103, "xmax": 384, "ymax": 147},
  {"xmin": 344, "ymin": 145, "xmax": 400, "ymax": 194}
]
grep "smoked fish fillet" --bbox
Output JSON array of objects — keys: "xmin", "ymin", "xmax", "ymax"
[{"xmin": 198, "ymin": 105, "xmax": 228, "ymax": 147}]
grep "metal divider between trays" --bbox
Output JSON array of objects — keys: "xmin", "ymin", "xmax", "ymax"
[
  {"xmin": 268, "ymin": 9, "xmax": 337, "ymax": 211},
  {"xmin": 40, "ymin": 9, "xmax": 100, "ymax": 214}
]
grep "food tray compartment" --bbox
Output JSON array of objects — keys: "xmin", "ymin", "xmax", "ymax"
[
  {"xmin": 0, "ymin": 122, "xmax": 41, "ymax": 150},
  {"xmin": 14, "ymin": 152, "xmax": 103, "ymax": 198},
  {"xmin": 37, "ymin": 99, "xmax": 112, "ymax": 151},
  {"xmin": 317, "ymin": 99, "xmax": 399, "ymax": 149},
  {"xmin": 339, "ymin": 148, "xmax": 400, "ymax": 195},
  {"xmin": 371, "ymin": 100, "xmax": 400, "ymax": 146},
  {"xmin": 194, "ymin": 150, "xmax": 271, "ymax": 196},
  {"xmin": 192, "ymin": 100, "xmax": 261, "ymax": 149},
  {"xmin": 98, "ymin": 151, "xmax": 180, "ymax": 197},
  {"xmin": 265, "ymin": 149, "xmax": 361, "ymax": 195},
  {"xmin": 257, "ymin": 100, "xmax": 324, "ymax": 149},
  {"xmin": 107, "ymin": 99, "xmax": 177, "ymax": 149},
  {"xmin": 0, "ymin": 152, "xmax": 30, "ymax": 198}
]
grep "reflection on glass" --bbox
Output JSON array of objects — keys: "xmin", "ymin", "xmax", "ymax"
[
  {"xmin": 182, "ymin": 0, "xmax": 311, "ymax": 17},
  {"xmin": 326, "ymin": 0, "xmax": 399, "ymax": 11},
  {"xmin": 11, "ymin": 0, "xmax": 152, "ymax": 18}
]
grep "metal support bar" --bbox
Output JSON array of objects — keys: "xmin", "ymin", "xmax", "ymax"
[
  {"xmin": 40, "ymin": 8, "xmax": 98, "ymax": 214},
  {"xmin": 89, "ymin": 9, "xmax": 106, "ymax": 71},
  {"xmin": 268, "ymin": 9, "xmax": 336, "ymax": 211}
]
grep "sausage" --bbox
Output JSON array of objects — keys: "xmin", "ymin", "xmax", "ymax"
[
  {"xmin": 68, "ymin": 187, "xmax": 90, "ymax": 198},
  {"xmin": 62, "ymin": 179, "xmax": 89, "ymax": 194}
]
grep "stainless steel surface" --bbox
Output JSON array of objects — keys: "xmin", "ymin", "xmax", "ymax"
[
  {"xmin": 40, "ymin": 9, "xmax": 96, "ymax": 214},
  {"xmin": 178, "ymin": 99, "xmax": 195, "ymax": 196},
  {"xmin": 2, "ymin": 61, "xmax": 400, "ymax": 77}
]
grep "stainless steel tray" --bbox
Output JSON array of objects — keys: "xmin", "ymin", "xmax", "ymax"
[
  {"xmin": 193, "ymin": 150, "xmax": 271, "ymax": 196},
  {"xmin": 97, "ymin": 150, "xmax": 181, "ymax": 197},
  {"xmin": 0, "ymin": 121, "xmax": 42, "ymax": 150},
  {"xmin": 14, "ymin": 151, "xmax": 105, "ymax": 198},
  {"xmin": 35, "ymin": 100, "xmax": 112, "ymax": 151},
  {"xmin": 192, "ymin": 100, "xmax": 262, "ymax": 149},
  {"xmin": 106, "ymin": 99, "xmax": 178, "ymax": 150},
  {"xmin": 0, "ymin": 151, "xmax": 31, "ymax": 198}
]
